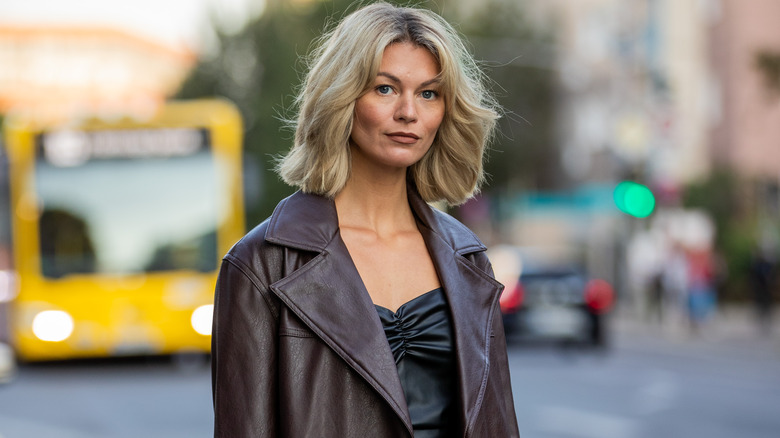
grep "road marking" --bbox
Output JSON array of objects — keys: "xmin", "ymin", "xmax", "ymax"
[{"xmin": 535, "ymin": 405, "xmax": 639, "ymax": 438}]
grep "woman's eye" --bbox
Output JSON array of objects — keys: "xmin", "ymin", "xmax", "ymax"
[
  {"xmin": 421, "ymin": 90, "xmax": 438, "ymax": 99},
  {"xmin": 377, "ymin": 85, "xmax": 392, "ymax": 95}
]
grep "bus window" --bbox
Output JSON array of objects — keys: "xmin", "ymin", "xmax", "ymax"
[{"xmin": 35, "ymin": 128, "xmax": 221, "ymax": 277}]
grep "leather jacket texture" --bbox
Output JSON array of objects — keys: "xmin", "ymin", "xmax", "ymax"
[{"xmin": 212, "ymin": 186, "xmax": 520, "ymax": 437}]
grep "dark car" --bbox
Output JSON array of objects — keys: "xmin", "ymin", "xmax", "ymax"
[
  {"xmin": 491, "ymin": 246, "xmax": 615, "ymax": 346},
  {"xmin": 501, "ymin": 268, "xmax": 614, "ymax": 346}
]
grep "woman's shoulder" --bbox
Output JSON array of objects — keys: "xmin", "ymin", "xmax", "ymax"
[
  {"xmin": 223, "ymin": 191, "xmax": 333, "ymax": 273},
  {"xmin": 222, "ymin": 193, "xmax": 293, "ymax": 269},
  {"xmin": 415, "ymin": 203, "xmax": 494, "ymax": 274},
  {"xmin": 223, "ymin": 218, "xmax": 277, "ymax": 269},
  {"xmin": 423, "ymin": 204, "xmax": 487, "ymax": 255},
  {"xmin": 408, "ymin": 185, "xmax": 486, "ymax": 255}
]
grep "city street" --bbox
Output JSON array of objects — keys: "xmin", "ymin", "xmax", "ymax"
[
  {"xmin": 1, "ymin": 1, "xmax": 779, "ymax": 437},
  {"xmin": 0, "ymin": 312, "xmax": 779, "ymax": 438},
  {"xmin": 510, "ymin": 313, "xmax": 780, "ymax": 438}
]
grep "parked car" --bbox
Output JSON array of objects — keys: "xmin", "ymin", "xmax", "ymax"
[{"xmin": 489, "ymin": 246, "xmax": 615, "ymax": 346}]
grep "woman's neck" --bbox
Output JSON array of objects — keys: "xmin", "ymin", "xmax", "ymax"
[{"xmin": 335, "ymin": 168, "xmax": 416, "ymax": 236}]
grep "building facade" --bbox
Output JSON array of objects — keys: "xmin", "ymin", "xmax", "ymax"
[{"xmin": 0, "ymin": 26, "xmax": 195, "ymax": 122}]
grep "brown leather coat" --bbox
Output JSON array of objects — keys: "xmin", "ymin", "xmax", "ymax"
[{"xmin": 212, "ymin": 187, "xmax": 520, "ymax": 437}]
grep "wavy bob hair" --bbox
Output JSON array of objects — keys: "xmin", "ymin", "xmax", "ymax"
[{"xmin": 277, "ymin": 1, "xmax": 499, "ymax": 205}]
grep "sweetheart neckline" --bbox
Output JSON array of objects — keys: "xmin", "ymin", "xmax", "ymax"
[{"xmin": 373, "ymin": 287, "xmax": 443, "ymax": 315}]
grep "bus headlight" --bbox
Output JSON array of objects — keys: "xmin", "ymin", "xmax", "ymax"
[
  {"xmin": 32, "ymin": 310, "xmax": 74, "ymax": 342},
  {"xmin": 191, "ymin": 305, "xmax": 213, "ymax": 336}
]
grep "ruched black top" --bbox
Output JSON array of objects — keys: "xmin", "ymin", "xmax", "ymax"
[{"xmin": 375, "ymin": 288, "xmax": 457, "ymax": 438}]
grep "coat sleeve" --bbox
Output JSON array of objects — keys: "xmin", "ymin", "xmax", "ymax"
[{"xmin": 212, "ymin": 256, "xmax": 279, "ymax": 437}]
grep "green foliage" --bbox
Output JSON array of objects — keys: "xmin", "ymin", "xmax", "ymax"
[
  {"xmin": 682, "ymin": 168, "xmax": 741, "ymax": 247},
  {"xmin": 756, "ymin": 50, "xmax": 780, "ymax": 94},
  {"xmin": 177, "ymin": 0, "xmax": 557, "ymax": 225},
  {"xmin": 682, "ymin": 168, "xmax": 756, "ymax": 300},
  {"xmin": 458, "ymin": 0, "xmax": 558, "ymax": 192},
  {"xmin": 178, "ymin": 0, "xmax": 354, "ymax": 223}
]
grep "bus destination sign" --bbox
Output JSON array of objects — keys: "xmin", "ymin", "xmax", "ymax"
[{"xmin": 37, "ymin": 128, "xmax": 209, "ymax": 167}]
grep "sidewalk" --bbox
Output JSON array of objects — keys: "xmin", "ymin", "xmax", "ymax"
[{"xmin": 612, "ymin": 303, "xmax": 780, "ymax": 345}]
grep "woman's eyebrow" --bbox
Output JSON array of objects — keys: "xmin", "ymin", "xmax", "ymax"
[{"xmin": 377, "ymin": 72, "xmax": 441, "ymax": 87}]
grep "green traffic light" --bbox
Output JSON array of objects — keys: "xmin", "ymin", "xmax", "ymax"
[{"xmin": 614, "ymin": 181, "xmax": 655, "ymax": 218}]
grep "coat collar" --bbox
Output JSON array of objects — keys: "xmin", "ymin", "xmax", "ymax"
[
  {"xmin": 265, "ymin": 186, "xmax": 502, "ymax": 436},
  {"xmin": 264, "ymin": 184, "xmax": 485, "ymax": 255}
]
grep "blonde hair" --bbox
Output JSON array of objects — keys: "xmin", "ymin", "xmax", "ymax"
[{"xmin": 277, "ymin": 1, "xmax": 499, "ymax": 205}]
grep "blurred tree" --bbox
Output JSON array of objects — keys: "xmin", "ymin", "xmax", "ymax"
[
  {"xmin": 756, "ymin": 50, "xmax": 780, "ymax": 94},
  {"xmin": 683, "ymin": 168, "xmax": 755, "ymax": 300},
  {"xmin": 178, "ymin": 0, "xmax": 355, "ymax": 224},
  {"xmin": 683, "ymin": 168, "xmax": 741, "ymax": 246},
  {"xmin": 177, "ymin": 0, "xmax": 557, "ymax": 225},
  {"xmin": 456, "ymin": 0, "xmax": 559, "ymax": 194}
]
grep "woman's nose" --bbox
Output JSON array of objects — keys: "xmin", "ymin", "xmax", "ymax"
[{"xmin": 394, "ymin": 95, "xmax": 418, "ymax": 122}]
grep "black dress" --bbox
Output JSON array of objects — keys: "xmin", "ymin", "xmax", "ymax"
[{"xmin": 375, "ymin": 288, "xmax": 457, "ymax": 438}]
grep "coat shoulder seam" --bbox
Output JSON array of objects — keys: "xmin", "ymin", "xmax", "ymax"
[{"xmin": 222, "ymin": 254, "xmax": 280, "ymax": 321}]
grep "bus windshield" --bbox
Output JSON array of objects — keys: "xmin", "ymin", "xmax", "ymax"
[{"xmin": 34, "ymin": 128, "xmax": 222, "ymax": 278}]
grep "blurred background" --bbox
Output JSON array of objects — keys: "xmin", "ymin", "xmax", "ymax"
[{"xmin": 0, "ymin": 0, "xmax": 778, "ymax": 437}]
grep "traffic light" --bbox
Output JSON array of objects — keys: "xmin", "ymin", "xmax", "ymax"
[{"xmin": 613, "ymin": 181, "xmax": 655, "ymax": 218}]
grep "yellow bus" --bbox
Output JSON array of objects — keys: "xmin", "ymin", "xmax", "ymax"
[{"xmin": 1, "ymin": 99, "xmax": 245, "ymax": 361}]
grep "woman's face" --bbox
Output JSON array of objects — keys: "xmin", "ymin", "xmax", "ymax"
[{"xmin": 350, "ymin": 42, "xmax": 445, "ymax": 171}]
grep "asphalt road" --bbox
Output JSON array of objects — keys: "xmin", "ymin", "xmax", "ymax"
[
  {"xmin": 508, "ymin": 326, "xmax": 780, "ymax": 438},
  {"xmin": 0, "ymin": 315, "xmax": 778, "ymax": 438}
]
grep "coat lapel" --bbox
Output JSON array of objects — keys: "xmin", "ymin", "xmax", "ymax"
[
  {"xmin": 409, "ymin": 190, "xmax": 504, "ymax": 433},
  {"xmin": 418, "ymin": 225, "xmax": 503, "ymax": 432},
  {"xmin": 265, "ymin": 192, "xmax": 413, "ymax": 432}
]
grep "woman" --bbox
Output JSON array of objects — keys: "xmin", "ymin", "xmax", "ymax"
[{"xmin": 212, "ymin": 2, "xmax": 520, "ymax": 437}]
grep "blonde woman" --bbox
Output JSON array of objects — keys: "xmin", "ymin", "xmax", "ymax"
[{"xmin": 211, "ymin": 2, "xmax": 520, "ymax": 437}]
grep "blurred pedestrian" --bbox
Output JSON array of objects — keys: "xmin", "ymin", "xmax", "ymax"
[
  {"xmin": 662, "ymin": 242, "xmax": 689, "ymax": 327},
  {"xmin": 749, "ymin": 244, "xmax": 777, "ymax": 335},
  {"xmin": 685, "ymin": 246, "xmax": 716, "ymax": 333},
  {"xmin": 210, "ymin": 3, "xmax": 519, "ymax": 437}
]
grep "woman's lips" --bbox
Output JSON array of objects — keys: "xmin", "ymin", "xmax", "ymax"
[{"xmin": 386, "ymin": 132, "xmax": 420, "ymax": 144}]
